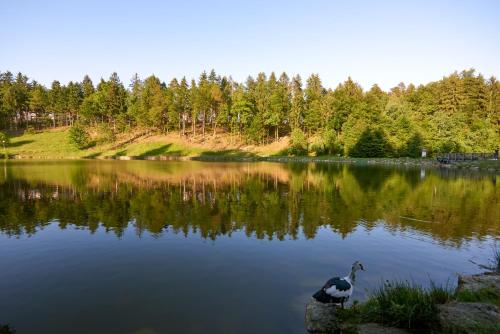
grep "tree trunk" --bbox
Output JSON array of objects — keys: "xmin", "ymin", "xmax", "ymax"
[
  {"xmin": 182, "ymin": 113, "xmax": 186, "ymax": 137},
  {"xmin": 192, "ymin": 116, "xmax": 196, "ymax": 136},
  {"xmin": 202, "ymin": 111, "xmax": 205, "ymax": 136}
]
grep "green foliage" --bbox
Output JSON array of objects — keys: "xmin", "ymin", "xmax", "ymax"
[
  {"xmin": 311, "ymin": 130, "xmax": 343, "ymax": 155},
  {"xmin": 0, "ymin": 69, "xmax": 499, "ymax": 157},
  {"xmin": 69, "ymin": 123, "xmax": 92, "ymax": 149},
  {"xmin": 0, "ymin": 131, "xmax": 9, "ymax": 145},
  {"xmin": 455, "ymin": 287, "xmax": 500, "ymax": 306},
  {"xmin": 289, "ymin": 128, "xmax": 307, "ymax": 155},
  {"xmin": 25, "ymin": 125, "xmax": 36, "ymax": 134},
  {"xmin": 94, "ymin": 123, "xmax": 115, "ymax": 144},
  {"xmin": 361, "ymin": 280, "xmax": 453, "ymax": 332},
  {"xmin": 400, "ymin": 133, "xmax": 424, "ymax": 158},
  {"xmin": 349, "ymin": 128, "xmax": 392, "ymax": 158}
]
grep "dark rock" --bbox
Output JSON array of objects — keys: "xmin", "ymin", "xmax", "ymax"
[
  {"xmin": 438, "ymin": 302, "xmax": 500, "ymax": 333},
  {"xmin": 304, "ymin": 298, "xmax": 340, "ymax": 333},
  {"xmin": 357, "ymin": 323, "xmax": 409, "ymax": 334}
]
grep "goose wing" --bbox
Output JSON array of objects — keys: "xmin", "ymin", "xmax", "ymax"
[
  {"xmin": 323, "ymin": 277, "xmax": 352, "ymax": 297},
  {"xmin": 312, "ymin": 277, "xmax": 352, "ymax": 303}
]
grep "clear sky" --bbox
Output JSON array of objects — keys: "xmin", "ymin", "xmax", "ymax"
[{"xmin": 1, "ymin": 0, "xmax": 499, "ymax": 90}]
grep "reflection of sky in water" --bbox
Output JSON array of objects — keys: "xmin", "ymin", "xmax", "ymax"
[{"xmin": 0, "ymin": 222, "xmax": 495, "ymax": 334}]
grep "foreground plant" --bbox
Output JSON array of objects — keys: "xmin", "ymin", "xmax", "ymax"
[{"xmin": 359, "ymin": 280, "xmax": 453, "ymax": 332}]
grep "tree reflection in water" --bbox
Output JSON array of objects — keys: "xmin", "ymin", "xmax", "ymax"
[{"xmin": 0, "ymin": 160, "xmax": 498, "ymax": 245}]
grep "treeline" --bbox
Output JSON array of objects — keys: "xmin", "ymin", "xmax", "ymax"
[{"xmin": 0, "ymin": 69, "xmax": 498, "ymax": 156}]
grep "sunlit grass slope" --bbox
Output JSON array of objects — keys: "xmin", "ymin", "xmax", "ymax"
[
  {"xmin": 4, "ymin": 128, "xmax": 263, "ymax": 159},
  {"xmin": 6, "ymin": 128, "xmax": 82, "ymax": 158}
]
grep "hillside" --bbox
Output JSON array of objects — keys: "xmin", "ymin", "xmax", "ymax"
[{"xmin": 3, "ymin": 127, "xmax": 290, "ymax": 159}]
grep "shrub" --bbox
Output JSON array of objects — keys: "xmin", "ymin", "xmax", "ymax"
[
  {"xmin": 310, "ymin": 136, "xmax": 327, "ymax": 155},
  {"xmin": 289, "ymin": 128, "xmax": 308, "ymax": 155},
  {"xmin": 311, "ymin": 131, "xmax": 343, "ymax": 156},
  {"xmin": 95, "ymin": 123, "xmax": 115, "ymax": 144},
  {"xmin": 69, "ymin": 123, "xmax": 92, "ymax": 149},
  {"xmin": 400, "ymin": 133, "xmax": 424, "ymax": 158},
  {"xmin": 0, "ymin": 132, "xmax": 9, "ymax": 146},
  {"xmin": 25, "ymin": 125, "xmax": 36, "ymax": 135},
  {"xmin": 361, "ymin": 280, "xmax": 453, "ymax": 332},
  {"xmin": 349, "ymin": 128, "xmax": 392, "ymax": 158}
]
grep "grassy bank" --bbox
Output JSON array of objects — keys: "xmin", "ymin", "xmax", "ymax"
[
  {"xmin": 3, "ymin": 128, "xmax": 216, "ymax": 159},
  {"xmin": 339, "ymin": 279, "xmax": 500, "ymax": 333},
  {"xmin": 339, "ymin": 280, "xmax": 454, "ymax": 332},
  {"xmin": 2, "ymin": 128, "xmax": 500, "ymax": 170},
  {"xmin": 339, "ymin": 249, "xmax": 500, "ymax": 333}
]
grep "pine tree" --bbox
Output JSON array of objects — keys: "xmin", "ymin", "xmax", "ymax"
[
  {"xmin": 82, "ymin": 75, "xmax": 95, "ymax": 98},
  {"xmin": 188, "ymin": 79, "xmax": 198, "ymax": 136},
  {"xmin": 290, "ymin": 75, "xmax": 304, "ymax": 132},
  {"xmin": 178, "ymin": 77, "xmax": 190, "ymax": 136},
  {"xmin": 127, "ymin": 73, "xmax": 143, "ymax": 126},
  {"xmin": 304, "ymin": 74, "xmax": 324, "ymax": 134},
  {"xmin": 49, "ymin": 80, "xmax": 65, "ymax": 127},
  {"xmin": 29, "ymin": 83, "xmax": 48, "ymax": 128}
]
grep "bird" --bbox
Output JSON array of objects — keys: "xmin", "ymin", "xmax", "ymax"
[{"xmin": 312, "ymin": 261, "xmax": 365, "ymax": 308}]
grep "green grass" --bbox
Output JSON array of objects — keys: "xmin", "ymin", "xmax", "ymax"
[
  {"xmin": 5, "ymin": 128, "xmax": 82, "ymax": 158},
  {"xmin": 456, "ymin": 287, "xmax": 500, "ymax": 306},
  {"xmin": 356, "ymin": 280, "xmax": 453, "ymax": 332},
  {"xmin": 4, "ymin": 129, "xmax": 500, "ymax": 170},
  {"xmin": 341, "ymin": 274, "xmax": 500, "ymax": 333},
  {"xmin": 97, "ymin": 142, "xmax": 204, "ymax": 158},
  {"xmin": 3, "ymin": 129, "xmax": 205, "ymax": 159}
]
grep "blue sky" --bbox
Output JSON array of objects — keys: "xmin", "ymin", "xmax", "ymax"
[{"xmin": 1, "ymin": 0, "xmax": 499, "ymax": 90}]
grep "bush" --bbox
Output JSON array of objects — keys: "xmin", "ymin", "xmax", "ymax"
[
  {"xmin": 349, "ymin": 128, "xmax": 392, "ymax": 158},
  {"xmin": 361, "ymin": 280, "xmax": 453, "ymax": 332},
  {"xmin": 0, "ymin": 132, "xmax": 9, "ymax": 146},
  {"xmin": 400, "ymin": 133, "xmax": 424, "ymax": 158},
  {"xmin": 25, "ymin": 125, "xmax": 36, "ymax": 135},
  {"xmin": 0, "ymin": 132, "xmax": 8, "ymax": 158},
  {"xmin": 311, "ymin": 130, "xmax": 343, "ymax": 156},
  {"xmin": 310, "ymin": 137, "xmax": 327, "ymax": 155},
  {"xmin": 95, "ymin": 123, "xmax": 115, "ymax": 144},
  {"xmin": 289, "ymin": 128, "xmax": 308, "ymax": 155},
  {"xmin": 69, "ymin": 123, "xmax": 92, "ymax": 149}
]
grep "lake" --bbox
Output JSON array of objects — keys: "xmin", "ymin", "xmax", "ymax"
[{"xmin": 0, "ymin": 160, "xmax": 498, "ymax": 334}]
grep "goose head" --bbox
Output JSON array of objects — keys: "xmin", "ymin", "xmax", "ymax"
[
  {"xmin": 349, "ymin": 261, "xmax": 365, "ymax": 282},
  {"xmin": 352, "ymin": 261, "xmax": 365, "ymax": 272}
]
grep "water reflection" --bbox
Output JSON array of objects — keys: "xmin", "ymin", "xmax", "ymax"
[{"xmin": 1, "ymin": 160, "xmax": 498, "ymax": 244}]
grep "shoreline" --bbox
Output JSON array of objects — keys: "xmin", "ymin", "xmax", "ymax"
[{"xmin": 3, "ymin": 154, "xmax": 500, "ymax": 171}]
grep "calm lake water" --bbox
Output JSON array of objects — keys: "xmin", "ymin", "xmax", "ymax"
[{"xmin": 0, "ymin": 160, "xmax": 498, "ymax": 334}]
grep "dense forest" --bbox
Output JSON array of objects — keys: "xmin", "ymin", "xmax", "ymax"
[{"xmin": 0, "ymin": 69, "xmax": 498, "ymax": 157}]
